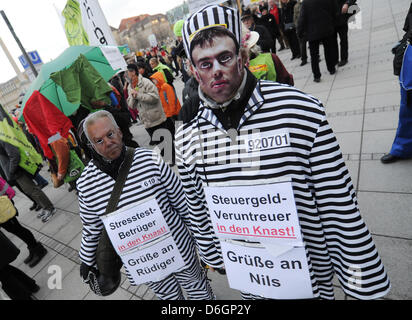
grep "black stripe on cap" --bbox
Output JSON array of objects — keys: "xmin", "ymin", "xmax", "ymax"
[{"xmin": 202, "ymin": 9, "xmax": 209, "ymax": 28}]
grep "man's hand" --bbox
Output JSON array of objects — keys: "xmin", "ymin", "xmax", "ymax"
[
  {"xmin": 131, "ymin": 88, "xmax": 139, "ymax": 98},
  {"xmin": 80, "ymin": 263, "xmax": 91, "ymax": 283},
  {"xmin": 342, "ymin": 3, "xmax": 349, "ymax": 14}
]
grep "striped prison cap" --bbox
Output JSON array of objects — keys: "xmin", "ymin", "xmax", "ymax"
[{"xmin": 182, "ymin": 4, "xmax": 241, "ymax": 62}]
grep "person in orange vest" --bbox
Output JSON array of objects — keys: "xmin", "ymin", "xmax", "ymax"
[
  {"xmin": 150, "ymin": 71, "xmax": 180, "ymax": 166},
  {"xmin": 150, "ymin": 71, "xmax": 181, "ymax": 123}
]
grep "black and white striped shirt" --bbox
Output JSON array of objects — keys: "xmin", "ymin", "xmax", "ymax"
[
  {"xmin": 77, "ymin": 148, "xmax": 197, "ymax": 284},
  {"xmin": 175, "ymin": 79, "xmax": 391, "ymax": 299}
]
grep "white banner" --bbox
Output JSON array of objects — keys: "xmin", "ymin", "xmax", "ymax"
[
  {"xmin": 101, "ymin": 198, "xmax": 170, "ymax": 255},
  {"xmin": 100, "ymin": 46, "xmax": 127, "ymax": 71},
  {"xmin": 79, "ymin": 0, "xmax": 117, "ymax": 46},
  {"xmin": 59, "ymin": 0, "xmax": 117, "ymax": 46},
  {"xmin": 204, "ymin": 180, "xmax": 303, "ymax": 246},
  {"xmin": 122, "ymin": 235, "xmax": 186, "ymax": 285},
  {"xmin": 221, "ymin": 241, "xmax": 313, "ymax": 299}
]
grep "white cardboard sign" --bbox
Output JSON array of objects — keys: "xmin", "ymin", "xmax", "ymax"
[
  {"xmin": 101, "ymin": 198, "xmax": 170, "ymax": 255},
  {"xmin": 204, "ymin": 181, "xmax": 303, "ymax": 246},
  {"xmin": 122, "ymin": 235, "xmax": 186, "ymax": 285},
  {"xmin": 100, "ymin": 46, "xmax": 127, "ymax": 72},
  {"xmin": 221, "ymin": 241, "xmax": 313, "ymax": 299}
]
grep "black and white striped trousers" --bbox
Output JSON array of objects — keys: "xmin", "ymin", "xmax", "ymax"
[{"xmin": 146, "ymin": 257, "xmax": 215, "ymax": 300}]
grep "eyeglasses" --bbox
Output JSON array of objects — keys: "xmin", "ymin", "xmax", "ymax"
[{"xmin": 92, "ymin": 130, "xmax": 117, "ymax": 146}]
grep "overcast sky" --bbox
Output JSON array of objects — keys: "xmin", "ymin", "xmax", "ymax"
[{"xmin": 0, "ymin": 0, "xmax": 185, "ymax": 83}]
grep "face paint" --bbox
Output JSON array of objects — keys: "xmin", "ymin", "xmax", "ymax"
[{"xmin": 191, "ymin": 36, "xmax": 244, "ymax": 104}]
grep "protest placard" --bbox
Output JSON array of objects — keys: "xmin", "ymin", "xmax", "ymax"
[
  {"xmin": 204, "ymin": 180, "xmax": 303, "ymax": 246},
  {"xmin": 221, "ymin": 241, "xmax": 313, "ymax": 299},
  {"xmin": 100, "ymin": 46, "xmax": 127, "ymax": 71},
  {"xmin": 101, "ymin": 197, "xmax": 170, "ymax": 254},
  {"xmin": 122, "ymin": 235, "xmax": 186, "ymax": 285}
]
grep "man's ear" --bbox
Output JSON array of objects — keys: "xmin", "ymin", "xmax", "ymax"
[
  {"xmin": 237, "ymin": 51, "xmax": 247, "ymax": 73},
  {"xmin": 240, "ymin": 48, "xmax": 249, "ymax": 66},
  {"xmin": 190, "ymin": 63, "xmax": 202, "ymax": 83}
]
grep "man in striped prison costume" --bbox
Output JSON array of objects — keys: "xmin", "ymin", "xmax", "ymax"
[
  {"xmin": 175, "ymin": 4, "xmax": 390, "ymax": 300},
  {"xmin": 77, "ymin": 110, "xmax": 214, "ymax": 300}
]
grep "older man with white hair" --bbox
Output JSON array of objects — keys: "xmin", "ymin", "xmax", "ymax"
[{"xmin": 77, "ymin": 110, "xmax": 214, "ymax": 300}]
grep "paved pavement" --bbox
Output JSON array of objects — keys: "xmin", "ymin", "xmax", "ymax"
[{"xmin": 2, "ymin": 0, "xmax": 411, "ymax": 300}]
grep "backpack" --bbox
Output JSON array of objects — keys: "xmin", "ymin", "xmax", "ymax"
[{"xmin": 0, "ymin": 196, "xmax": 16, "ymax": 224}]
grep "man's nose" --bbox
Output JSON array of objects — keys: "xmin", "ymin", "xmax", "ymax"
[{"xmin": 212, "ymin": 60, "xmax": 223, "ymax": 77}]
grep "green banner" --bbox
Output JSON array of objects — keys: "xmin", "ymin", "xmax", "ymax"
[{"xmin": 62, "ymin": 0, "xmax": 90, "ymax": 46}]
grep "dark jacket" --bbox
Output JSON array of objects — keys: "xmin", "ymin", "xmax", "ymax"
[
  {"xmin": 393, "ymin": 3, "xmax": 412, "ymax": 76},
  {"xmin": 0, "ymin": 140, "xmax": 21, "ymax": 183},
  {"xmin": 297, "ymin": 0, "xmax": 339, "ymax": 41},
  {"xmin": 178, "ymin": 77, "xmax": 200, "ymax": 124},
  {"xmin": 336, "ymin": 0, "xmax": 358, "ymax": 26},
  {"xmin": 252, "ymin": 24, "xmax": 276, "ymax": 53},
  {"xmin": 256, "ymin": 13, "xmax": 280, "ymax": 39},
  {"xmin": 182, "ymin": 76, "xmax": 199, "ymax": 104},
  {"xmin": 404, "ymin": 3, "xmax": 412, "ymax": 41},
  {"xmin": 92, "ymin": 145, "xmax": 126, "ymax": 180},
  {"xmin": 280, "ymin": 0, "xmax": 297, "ymax": 25}
]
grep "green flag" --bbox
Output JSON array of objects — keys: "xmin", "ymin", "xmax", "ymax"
[
  {"xmin": 50, "ymin": 54, "xmax": 113, "ymax": 110},
  {"xmin": 62, "ymin": 0, "xmax": 90, "ymax": 46}
]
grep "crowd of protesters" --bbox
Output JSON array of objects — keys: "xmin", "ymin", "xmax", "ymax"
[{"xmin": 237, "ymin": 0, "xmax": 358, "ymax": 82}]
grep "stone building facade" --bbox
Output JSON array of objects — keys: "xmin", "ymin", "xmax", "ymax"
[
  {"xmin": 0, "ymin": 76, "xmax": 30, "ymax": 112},
  {"xmin": 117, "ymin": 14, "xmax": 174, "ymax": 51}
]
